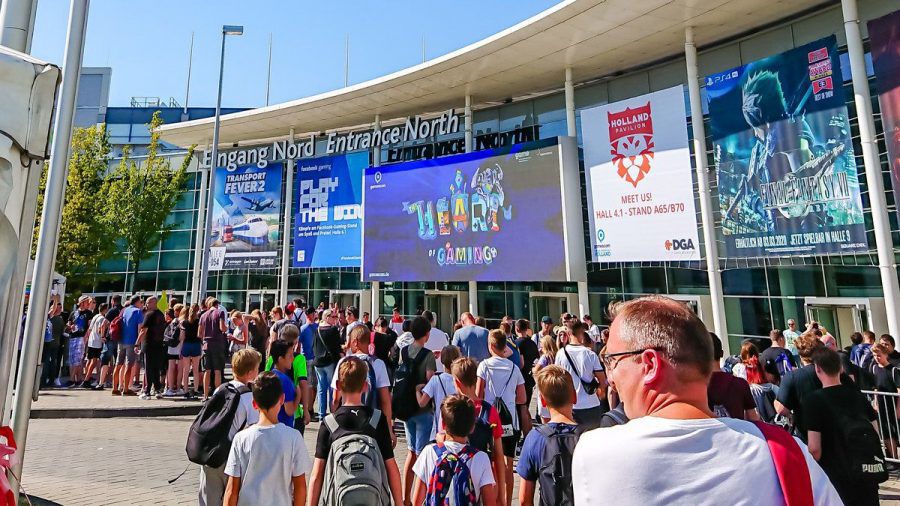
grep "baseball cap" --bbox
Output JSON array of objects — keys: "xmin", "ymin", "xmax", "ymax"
[
  {"xmin": 77, "ymin": 295, "xmax": 89, "ymax": 303},
  {"xmin": 541, "ymin": 316, "xmax": 553, "ymax": 324}
]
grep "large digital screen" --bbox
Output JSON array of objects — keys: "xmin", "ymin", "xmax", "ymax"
[
  {"xmin": 208, "ymin": 162, "xmax": 283, "ymax": 270},
  {"xmin": 292, "ymin": 152, "xmax": 367, "ymax": 268},
  {"xmin": 707, "ymin": 36, "xmax": 867, "ymax": 258},
  {"xmin": 870, "ymin": 10, "xmax": 900, "ymax": 223},
  {"xmin": 362, "ymin": 138, "xmax": 581, "ymax": 282}
]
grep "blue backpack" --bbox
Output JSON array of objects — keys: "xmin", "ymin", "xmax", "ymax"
[
  {"xmin": 425, "ymin": 443, "xmax": 479, "ymax": 506},
  {"xmin": 359, "ymin": 355, "xmax": 380, "ymax": 411}
]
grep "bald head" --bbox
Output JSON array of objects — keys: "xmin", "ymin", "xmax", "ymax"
[{"xmin": 460, "ymin": 312, "xmax": 476, "ymax": 325}]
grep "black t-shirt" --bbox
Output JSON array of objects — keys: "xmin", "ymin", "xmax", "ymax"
[
  {"xmin": 313, "ymin": 325, "xmax": 343, "ymax": 367},
  {"xmin": 314, "ymin": 405, "xmax": 394, "ymax": 460},
  {"xmin": 888, "ymin": 351, "xmax": 900, "ymax": 368},
  {"xmin": 869, "ymin": 363, "xmax": 900, "ymax": 392},
  {"xmin": 105, "ymin": 305, "xmax": 121, "ymax": 323},
  {"xmin": 776, "ymin": 364, "xmax": 855, "ymax": 436},
  {"xmin": 516, "ymin": 336, "xmax": 540, "ymax": 389},
  {"xmin": 803, "ymin": 384, "xmax": 877, "ymax": 479},
  {"xmin": 373, "ymin": 329, "xmax": 398, "ymax": 367},
  {"xmin": 180, "ymin": 319, "xmax": 200, "ymax": 344},
  {"xmin": 142, "ymin": 309, "xmax": 167, "ymax": 345}
]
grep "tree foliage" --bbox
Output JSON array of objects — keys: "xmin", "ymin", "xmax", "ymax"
[{"xmin": 101, "ymin": 111, "xmax": 194, "ymax": 291}]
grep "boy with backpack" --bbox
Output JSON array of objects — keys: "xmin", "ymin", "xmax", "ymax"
[
  {"xmin": 476, "ymin": 330, "xmax": 525, "ymax": 506},
  {"xmin": 804, "ymin": 346, "xmax": 885, "ymax": 505},
  {"xmin": 224, "ymin": 371, "xmax": 312, "ymax": 506},
  {"xmin": 416, "ymin": 345, "xmax": 462, "ymax": 440},
  {"xmin": 411, "ymin": 395, "xmax": 497, "ymax": 506},
  {"xmin": 308, "ymin": 356, "xmax": 402, "ymax": 506},
  {"xmin": 192, "ymin": 349, "xmax": 261, "ymax": 506},
  {"xmin": 330, "ymin": 325, "xmax": 395, "ymax": 438},
  {"xmin": 516, "ymin": 365, "xmax": 581, "ymax": 506}
]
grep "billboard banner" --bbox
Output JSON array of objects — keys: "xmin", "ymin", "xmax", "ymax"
[
  {"xmin": 707, "ymin": 35, "xmax": 867, "ymax": 258},
  {"xmin": 581, "ymin": 85, "xmax": 700, "ymax": 262},
  {"xmin": 208, "ymin": 163, "xmax": 283, "ymax": 270},
  {"xmin": 870, "ymin": 10, "xmax": 900, "ymax": 222},
  {"xmin": 292, "ymin": 152, "xmax": 368, "ymax": 268},
  {"xmin": 362, "ymin": 138, "xmax": 579, "ymax": 282}
]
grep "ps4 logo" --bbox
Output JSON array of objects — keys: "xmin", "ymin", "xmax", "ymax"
[{"xmin": 706, "ymin": 70, "xmax": 740, "ymax": 87}]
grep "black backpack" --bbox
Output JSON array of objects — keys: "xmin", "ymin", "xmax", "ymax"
[
  {"xmin": 830, "ymin": 403, "xmax": 889, "ymax": 484},
  {"xmin": 185, "ymin": 383, "xmax": 251, "ymax": 467},
  {"xmin": 537, "ymin": 424, "xmax": 582, "ymax": 506},
  {"xmin": 392, "ymin": 346, "xmax": 430, "ymax": 421},
  {"xmin": 164, "ymin": 320, "xmax": 181, "ymax": 348},
  {"xmin": 360, "ymin": 356, "xmax": 380, "ymax": 411},
  {"xmin": 468, "ymin": 400, "xmax": 495, "ymax": 456}
]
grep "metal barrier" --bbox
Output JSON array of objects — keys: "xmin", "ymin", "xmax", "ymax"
[{"xmin": 862, "ymin": 390, "xmax": 900, "ymax": 463}]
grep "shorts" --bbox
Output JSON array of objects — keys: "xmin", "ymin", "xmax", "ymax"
[
  {"xmin": 117, "ymin": 342, "xmax": 138, "ymax": 366},
  {"xmin": 101, "ymin": 340, "xmax": 117, "ymax": 366},
  {"xmin": 167, "ymin": 353, "xmax": 180, "ymax": 361},
  {"xmin": 86, "ymin": 347, "xmax": 102, "ymax": 360},
  {"xmin": 67, "ymin": 337, "xmax": 85, "ymax": 366},
  {"xmin": 181, "ymin": 341, "xmax": 202, "ymax": 358},
  {"xmin": 404, "ymin": 410, "xmax": 434, "ymax": 454},
  {"xmin": 501, "ymin": 430, "xmax": 521, "ymax": 458},
  {"xmin": 202, "ymin": 348, "xmax": 226, "ymax": 372}
]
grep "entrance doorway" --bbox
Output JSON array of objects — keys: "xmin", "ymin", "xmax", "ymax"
[
  {"xmin": 330, "ymin": 290, "xmax": 361, "ymax": 311},
  {"xmin": 425, "ymin": 291, "xmax": 462, "ymax": 334},
  {"xmin": 247, "ymin": 290, "xmax": 277, "ymax": 314},
  {"xmin": 529, "ymin": 293, "xmax": 569, "ymax": 326},
  {"xmin": 806, "ymin": 303, "xmax": 867, "ymax": 350}
]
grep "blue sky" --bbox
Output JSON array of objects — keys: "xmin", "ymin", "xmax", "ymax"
[{"xmin": 30, "ymin": 0, "xmax": 559, "ymax": 108}]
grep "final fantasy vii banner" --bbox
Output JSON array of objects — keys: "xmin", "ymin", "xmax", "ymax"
[
  {"xmin": 707, "ymin": 35, "xmax": 868, "ymax": 258},
  {"xmin": 869, "ymin": 10, "xmax": 900, "ymax": 224}
]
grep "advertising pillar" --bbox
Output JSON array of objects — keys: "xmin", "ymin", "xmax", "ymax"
[
  {"xmin": 566, "ymin": 67, "xmax": 590, "ymax": 317},
  {"xmin": 371, "ymin": 115, "xmax": 381, "ymax": 319},
  {"xmin": 464, "ymin": 95, "xmax": 477, "ymax": 314},
  {"xmin": 279, "ymin": 129, "xmax": 295, "ymax": 305}
]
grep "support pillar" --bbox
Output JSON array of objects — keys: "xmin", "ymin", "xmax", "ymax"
[
  {"xmin": 685, "ymin": 27, "xmax": 729, "ymax": 350},
  {"xmin": 278, "ymin": 129, "xmax": 296, "ymax": 306},
  {"xmin": 841, "ymin": 0, "xmax": 900, "ymax": 337},
  {"xmin": 371, "ymin": 115, "xmax": 382, "ymax": 320},
  {"xmin": 564, "ymin": 67, "xmax": 589, "ymax": 316},
  {"xmin": 190, "ymin": 140, "xmax": 211, "ymax": 304},
  {"xmin": 464, "ymin": 95, "xmax": 478, "ymax": 315}
]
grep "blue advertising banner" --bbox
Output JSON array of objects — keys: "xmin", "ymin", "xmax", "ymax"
[
  {"xmin": 869, "ymin": 10, "xmax": 900, "ymax": 222},
  {"xmin": 292, "ymin": 152, "xmax": 368, "ymax": 268},
  {"xmin": 707, "ymin": 35, "xmax": 867, "ymax": 258},
  {"xmin": 208, "ymin": 163, "xmax": 283, "ymax": 270},
  {"xmin": 362, "ymin": 138, "xmax": 569, "ymax": 282}
]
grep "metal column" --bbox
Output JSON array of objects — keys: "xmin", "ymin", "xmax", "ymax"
[
  {"xmin": 684, "ymin": 27, "xmax": 729, "ymax": 349},
  {"xmin": 841, "ymin": 0, "xmax": 900, "ymax": 337},
  {"xmin": 189, "ymin": 141, "xmax": 211, "ymax": 304},
  {"xmin": 465, "ymin": 95, "xmax": 478, "ymax": 315},
  {"xmin": 0, "ymin": 0, "xmax": 38, "ymax": 52},
  {"xmin": 10, "ymin": 0, "xmax": 90, "ymax": 497},
  {"xmin": 565, "ymin": 68, "xmax": 591, "ymax": 317},
  {"xmin": 278, "ymin": 129, "xmax": 296, "ymax": 306},
  {"xmin": 370, "ymin": 115, "xmax": 381, "ymax": 320}
]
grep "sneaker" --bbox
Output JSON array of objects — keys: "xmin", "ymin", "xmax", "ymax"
[
  {"xmin": 111, "ymin": 389, "xmax": 121, "ymax": 396},
  {"xmin": 80, "ymin": 381, "xmax": 93, "ymax": 389},
  {"xmin": 139, "ymin": 393, "xmax": 151, "ymax": 400},
  {"xmin": 53, "ymin": 378, "xmax": 63, "ymax": 387},
  {"xmin": 173, "ymin": 388, "xmax": 186, "ymax": 396},
  {"xmin": 155, "ymin": 392, "xmax": 164, "ymax": 400},
  {"xmin": 162, "ymin": 389, "xmax": 177, "ymax": 397},
  {"xmin": 92, "ymin": 384, "xmax": 105, "ymax": 391}
]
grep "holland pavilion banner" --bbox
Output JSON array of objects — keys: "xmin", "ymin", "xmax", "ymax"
[
  {"xmin": 581, "ymin": 85, "xmax": 700, "ymax": 262},
  {"xmin": 707, "ymin": 35, "xmax": 868, "ymax": 258},
  {"xmin": 292, "ymin": 152, "xmax": 368, "ymax": 268},
  {"xmin": 870, "ymin": 10, "xmax": 900, "ymax": 222},
  {"xmin": 208, "ymin": 163, "xmax": 283, "ymax": 270}
]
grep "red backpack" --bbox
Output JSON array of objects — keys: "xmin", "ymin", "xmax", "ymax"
[{"xmin": 109, "ymin": 315, "xmax": 124, "ymax": 342}]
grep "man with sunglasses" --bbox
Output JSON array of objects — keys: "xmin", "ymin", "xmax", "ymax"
[{"xmin": 572, "ymin": 295, "xmax": 839, "ymax": 505}]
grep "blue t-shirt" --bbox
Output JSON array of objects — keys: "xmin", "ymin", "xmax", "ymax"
[
  {"xmin": 299, "ymin": 322, "xmax": 318, "ymax": 362},
  {"xmin": 274, "ymin": 369, "xmax": 296, "ymax": 426},
  {"xmin": 121, "ymin": 306, "xmax": 144, "ymax": 345},
  {"xmin": 452, "ymin": 325, "xmax": 490, "ymax": 362},
  {"xmin": 506, "ymin": 337, "xmax": 522, "ymax": 368},
  {"xmin": 516, "ymin": 422, "xmax": 580, "ymax": 481}
]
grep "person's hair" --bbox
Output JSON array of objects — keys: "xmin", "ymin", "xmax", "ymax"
[
  {"xmin": 422, "ymin": 310, "xmax": 436, "ymax": 324},
  {"xmin": 710, "ymin": 332, "xmax": 724, "ymax": 360},
  {"xmin": 460, "ymin": 312, "xmax": 475, "ymax": 325},
  {"xmin": 740, "ymin": 342, "xmax": 763, "ymax": 385},
  {"xmin": 348, "ymin": 324, "xmax": 370, "ymax": 345},
  {"xmin": 129, "ymin": 294, "xmax": 142, "ymax": 305},
  {"xmin": 209, "ymin": 298, "xmax": 219, "ymax": 307},
  {"xmin": 374, "ymin": 316, "xmax": 389, "ymax": 329},
  {"xmin": 769, "ymin": 329, "xmax": 784, "ymax": 342},
  {"xmin": 440, "ymin": 345, "xmax": 461, "ymax": 371},
  {"xmin": 873, "ymin": 343, "xmax": 890, "ymax": 356},
  {"xmin": 450, "ymin": 357, "xmax": 478, "ymax": 387},
  {"xmin": 269, "ymin": 339, "xmax": 291, "ymax": 363},
  {"xmin": 499, "ymin": 321, "xmax": 512, "ymax": 336},
  {"xmin": 281, "ymin": 324, "xmax": 300, "ymax": 344},
  {"xmin": 346, "ymin": 306, "xmax": 359, "ymax": 319},
  {"xmin": 402, "ymin": 320, "xmax": 412, "ymax": 333},
  {"xmin": 862, "ymin": 330, "xmax": 877, "ymax": 344},
  {"xmin": 811, "ymin": 347, "xmax": 841, "ymax": 376},
  {"xmin": 410, "ymin": 316, "xmax": 431, "ymax": 340},
  {"xmin": 293, "ymin": 298, "xmax": 304, "ymax": 307},
  {"xmin": 337, "ymin": 356, "xmax": 368, "ymax": 394},
  {"xmin": 271, "ymin": 306, "xmax": 284, "ymax": 319},
  {"xmin": 795, "ymin": 332, "xmax": 823, "ymax": 360},
  {"xmin": 536, "ymin": 365, "xmax": 574, "ymax": 410},
  {"xmin": 740, "ymin": 342, "xmax": 759, "ymax": 361},
  {"xmin": 567, "ymin": 320, "xmax": 586, "ymax": 344},
  {"xmin": 165, "ymin": 307, "xmax": 176, "ymax": 320},
  {"xmin": 539, "ymin": 334, "xmax": 558, "ymax": 361},
  {"xmin": 232, "ymin": 348, "xmax": 262, "ymax": 377},
  {"xmin": 609, "ymin": 296, "xmax": 713, "ymax": 378},
  {"xmin": 488, "ymin": 329, "xmax": 507, "ymax": 351},
  {"xmin": 849, "ymin": 332, "xmax": 864, "ymax": 346},
  {"xmin": 98, "ymin": 303, "xmax": 109, "ymax": 315},
  {"xmin": 111, "ymin": 294, "xmax": 121, "ymax": 304},
  {"xmin": 252, "ymin": 371, "xmax": 283, "ymax": 410},
  {"xmin": 188, "ymin": 304, "xmax": 201, "ymax": 323},
  {"xmin": 515, "ymin": 318, "xmax": 530, "ymax": 334},
  {"xmin": 583, "ymin": 315, "xmax": 593, "ymax": 322},
  {"xmin": 179, "ymin": 306, "xmax": 189, "ymax": 319},
  {"xmin": 881, "ymin": 334, "xmax": 896, "ymax": 347},
  {"xmin": 441, "ymin": 394, "xmax": 476, "ymax": 438},
  {"xmin": 475, "ymin": 316, "xmax": 486, "ymax": 327}
]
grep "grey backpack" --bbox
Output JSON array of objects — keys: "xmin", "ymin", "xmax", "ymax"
[{"xmin": 320, "ymin": 409, "xmax": 392, "ymax": 506}]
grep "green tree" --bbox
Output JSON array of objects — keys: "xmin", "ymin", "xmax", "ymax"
[
  {"xmin": 102, "ymin": 111, "xmax": 194, "ymax": 291},
  {"xmin": 32, "ymin": 124, "xmax": 115, "ymax": 296}
]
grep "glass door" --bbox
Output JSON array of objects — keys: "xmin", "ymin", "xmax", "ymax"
[
  {"xmin": 806, "ymin": 304, "xmax": 867, "ymax": 349},
  {"xmin": 247, "ymin": 290, "xmax": 278, "ymax": 314},
  {"xmin": 424, "ymin": 293, "xmax": 459, "ymax": 334},
  {"xmin": 529, "ymin": 295, "xmax": 568, "ymax": 326}
]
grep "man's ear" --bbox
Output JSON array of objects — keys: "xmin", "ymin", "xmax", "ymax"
[{"xmin": 641, "ymin": 349, "xmax": 665, "ymax": 386}]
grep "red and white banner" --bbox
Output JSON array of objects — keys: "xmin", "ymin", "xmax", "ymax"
[{"xmin": 581, "ymin": 85, "xmax": 700, "ymax": 262}]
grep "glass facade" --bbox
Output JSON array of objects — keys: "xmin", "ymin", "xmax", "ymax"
[{"xmin": 86, "ymin": 2, "xmax": 900, "ymax": 353}]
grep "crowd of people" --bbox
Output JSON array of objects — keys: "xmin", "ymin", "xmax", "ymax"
[{"xmin": 40, "ymin": 291, "xmax": 894, "ymax": 505}]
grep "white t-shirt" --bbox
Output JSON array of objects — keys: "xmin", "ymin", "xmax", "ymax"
[
  {"xmin": 215, "ymin": 380, "xmax": 259, "ymax": 439},
  {"xmin": 572, "ymin": 416, "xmax": 841, "ymax": 506},
  {"xmin": 331, "ymin": 352, "xmax": 390, "ymax": 391},
  {"xmin": 555, "ymin": 344, "xmax": 604, "ymax": 409},
  {"xmin": 425, "ymin": 329, "xmax": 451, "ymax": 373},
  {"xmin": 87, "ymin": 314, "xmax": 106, "ymax": 349},
  {"xmin": 476, "ymin": 356, "xmax": 525, "ymax": 430},
  {"xmin": 225, "ymin": 423, "xmax": 312, "ymax": 506},
  {"xmin": 412, "ymin": 441, "xmax": 495, "ymax": 500},
  {"xmin": 421, "ymin": 372, "xmax": 457, "ymax": 439}
]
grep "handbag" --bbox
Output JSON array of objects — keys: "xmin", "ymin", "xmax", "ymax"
[{"xmin": 563, "ymin": 347, "xmax": 600, "ymax": 395}]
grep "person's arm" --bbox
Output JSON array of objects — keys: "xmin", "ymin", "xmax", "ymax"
[
  {"xmin": 491, "ymin": 437, "xmax": 507, "ymax": 505},
  {"xmin": 292, "ymin": 474, "xmax": 307, "ymax": 506},
  {"xmin": 774, "ymin": 400, "xmax": 792, "ymax": 417},
  {"xmin": 385, "ymin": 458, "xmax": 403, "ymax": 506},
  {"xmin": 377, "ymin": 386, "xmax": 396, "ymax": 447},
  {"xmin": 518, "ymin": 480, "xmax": 536, "ymax": 506},
  {"xmin": 411, "ymin": 476, "xmax": 427, "ymax": 506},
  {"xmin": 198, "ymin": 319, "xmax": 206, "ymax": 339},
  {"xmin": 744, "ymin": 408, "xmax": 761, "ymax": 421},
  {"xmin": 594, "ymin": 370, "xmax": 608, "ymax": 400},
  {"xmin": 136, "ymin": 326, "xmax": 147, "ymax": 348},
  {"xmin": 515, "ymin": 383, "xmax": 525, "ymax": 405},
  {"xmin": 223, "ymin": 476, "xmax": 241, "ymax": 506},
  {"xmin": 476, "ymin": 378, "xmax": 486, "ymax": 399},
  {"xmin": 480, "ymin": 484, "xmax": 497, "ymax": 506},
  {"xmin": 219, "ymin": 314, "xmax": 228, "ymax": 334},
  {"xmin": 301, "ymin": 379, "xmax": 312, "ymax": 425},
  {"xmin": 416, "ymin": 384, "xmax": 432, "ymax": 408},
  {"xmin": 807, "ymin": 431, "xmax": 822, "ymax": 461},
  {"xmin": 283, "ymin": 385, "xmax": 300, "ymax": 416},
  {"xmin": 306, "ymin": 459, "xmax": 326, "ymax": 506}
]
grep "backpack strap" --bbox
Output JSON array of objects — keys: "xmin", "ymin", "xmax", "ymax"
[
  {"xmin": 752, "ymin": 421, "xmax": 814, "ymax": 506},
  {"xmin": 369, "ymin": 409, "xmax": 382, "ymax": 429},
  {"xmin": 563, "ymin": 347, "xmax": 589, "ymax": 386},
  {"xmin": 536, "ymin": 423, "xmax": 555, "ymax": 438},
  {"xmin": 324, "ymin": 413, "xmax": 339, "ymax": 433},
  {"xmin": 603, "ymin": 407, "xmax": 628, "ymax": 426}
]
